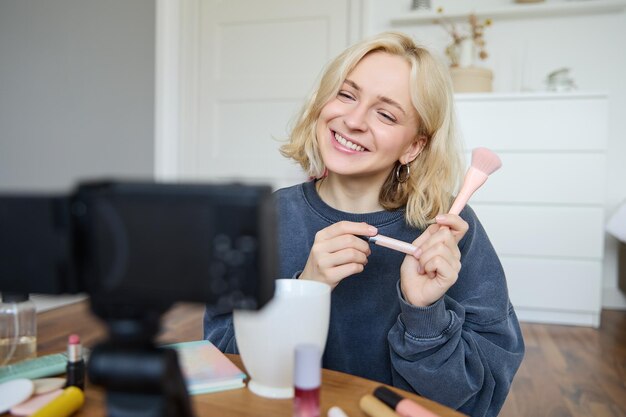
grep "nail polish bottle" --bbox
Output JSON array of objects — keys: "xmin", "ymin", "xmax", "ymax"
[{"xmin": 293, "ymin": 344, "xmax": 321, "ymax": 417}]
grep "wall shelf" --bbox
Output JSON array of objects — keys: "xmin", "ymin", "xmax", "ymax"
[
  {"xmin": 391, "ymin": 0, "xmax": 626, "ymax": 25},
  {"xmin": 453, "ymin": 90, "xmax": 608, "ymax": 101}
]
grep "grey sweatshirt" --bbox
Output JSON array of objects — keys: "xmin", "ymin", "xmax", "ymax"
[{"xmin": 204, "ymin": 181, "xmax": 524, "ymax": 417}]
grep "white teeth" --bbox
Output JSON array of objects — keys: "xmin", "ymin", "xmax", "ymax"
[{"xmin": 334, "ymin": 132, "xmax": 365, "ymax": 152}]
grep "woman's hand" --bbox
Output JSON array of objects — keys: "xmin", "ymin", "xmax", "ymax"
[
  {"xmin": 300, "ymin": 221, "xmax": 378, "ymax": 289},
  {"xmin": 400, "ymin": 214, "xmax": 469, "ymax": 307}
]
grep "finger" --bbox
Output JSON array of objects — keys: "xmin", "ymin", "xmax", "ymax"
[
  {"xmin": 400, "ymin": 251, "xmax": 427, "ymax": 285},
  {"xmin": 317, "ymin": 247, "xmax": 369, "ymax": 269},
  {"xmin": 411, "ymin": 223, "xmax": 440, "ymax": 248},
  {"xmin": 438, "ymin": 227, "xmax": 461, "ymax": 261},
  {"xmin": 401, "ymin": 252, "xmax": 421, "ymax": 275},
  {"xmin": 435, "ymin": 214, "xmax": 469, "ymax": 242},
  {"xmin": 316, "ymin": 234, "xmax": 371, "ymax": 256},
  {"xmin": 418, "ymin": 240, "xmax": 461, "ymax": 273},
  {"xmin": 326, "ymin": 263, "xmax": 366, "ymax": 282},
  {"xmin": 422, "ymin": 255, "xmax": 459, "ymax": 282},
  {"xmin": 316, "ymin": 221, "xmax": 378, "ymax": 241},
  {"xmin": 442, "ymin": 232, "xmax": 461, "ymax": 260},
  {"xmin": 418, "ymin": 226, "xmax": 455, "ymax": 255}
]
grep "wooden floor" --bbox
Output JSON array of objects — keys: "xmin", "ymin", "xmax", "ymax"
[
  {"xmin": 38, "ymin": 303, "xmax": 626, "ymax": 417},
  {"xmin": 500, "ymin": 310, "xmax": 626, "ymax": 417}
]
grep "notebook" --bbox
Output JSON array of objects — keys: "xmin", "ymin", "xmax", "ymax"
[
  {"xmin": 167, "ymin": 340, "xmax": 246, "ymax": 395},
  {"xmin": 0, "ymin": 354, "xmax": 67, "ymax": 384}
]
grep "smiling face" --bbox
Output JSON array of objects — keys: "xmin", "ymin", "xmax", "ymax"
[{"xmin": 315, "ymin": 51, "xmax": 425, "ymax": 184}]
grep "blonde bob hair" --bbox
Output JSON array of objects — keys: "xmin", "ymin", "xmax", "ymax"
[{"xmin": 280, "ymin": 31, "xmax": 463, "ymax": 229}]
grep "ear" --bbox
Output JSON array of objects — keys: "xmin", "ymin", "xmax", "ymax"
[{"xmin": 399, "ymin": 135, "xmax": 427, "ymax": 165}]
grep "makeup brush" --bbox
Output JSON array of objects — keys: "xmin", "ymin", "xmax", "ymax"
[
  {"xmin": 411, "ymin": 147, "xmax": 501, "ymax": 274},
  {"xmin": 358, "ymin": 148, "xmax": 501, "ymax": 257},
  {"xmin": 358, "ymin": 234, "xmax": 417, "ymax": 256},
  {"xmin": 449, "ymin": 147, "xmax": 502, "ymax": 215}
]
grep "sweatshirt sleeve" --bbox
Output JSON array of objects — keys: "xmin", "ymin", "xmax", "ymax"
[
  {"xmin": 387, "ymin": 206, "xmax": 525, "ymax": 417},
  {"xmin": 203, "ymin": 307, "xmax": 239, "ymax": 354}
]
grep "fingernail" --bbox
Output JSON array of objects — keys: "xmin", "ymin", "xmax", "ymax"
[
  {"xmin": 368, "ymin": 226, "xmax": 378, "ymax": 235},
  {"xmin": 435, "ymin": 215, "xmax": 445, "ymax": 222},
  {"xmin": 413, "ymin": 248, "xmax": 422, "ymax": 258}
]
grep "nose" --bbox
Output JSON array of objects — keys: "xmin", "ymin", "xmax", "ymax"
[{"xmin": 343, "ymin": 103, "xmax": 368, "ymax": 132}]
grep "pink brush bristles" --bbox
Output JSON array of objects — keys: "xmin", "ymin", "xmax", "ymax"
[
  {"xmin": 449, "ymin": 147, "xmax": 502, "ymax": 215},
  {"xmin": 470, "ymin": 147, "xmax": 502, "ymax": 176}
]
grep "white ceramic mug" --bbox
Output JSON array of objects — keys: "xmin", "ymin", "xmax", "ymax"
[{"xmin": 233, "ymin": 279, "xmax": 330, "ymax": 398}]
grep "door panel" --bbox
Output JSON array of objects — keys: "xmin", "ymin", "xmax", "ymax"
[{"xmin": 182, "ymin": 0, "xmax": 354, "ymax": 189}]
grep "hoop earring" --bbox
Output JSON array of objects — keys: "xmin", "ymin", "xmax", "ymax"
[{"xmin": 395, "ymin": 163, "xmax": 410, "ymax": 183}]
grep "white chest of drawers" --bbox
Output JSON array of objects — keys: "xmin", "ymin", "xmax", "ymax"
[{"xmin": 456, "ymin": 92, "xmax": 608, "ymax": 327}]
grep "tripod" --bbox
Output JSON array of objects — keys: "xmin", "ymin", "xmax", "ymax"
[{"xmin": 87, "ymin": 302, "xmax": 194, "ymax": 417}]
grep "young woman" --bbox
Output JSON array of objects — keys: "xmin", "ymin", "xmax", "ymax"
[{"xmin": 204, "ymin": 32, "xmax": 524, "ymax": 417}]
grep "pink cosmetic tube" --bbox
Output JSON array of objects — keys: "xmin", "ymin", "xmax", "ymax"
[
  {"xmin": 373, "ymin": 386, "xmax": 441, "ymax": 417},
  {"xmin": 360, "ymin": 235, "xmax": 418, "ymax": 256}
]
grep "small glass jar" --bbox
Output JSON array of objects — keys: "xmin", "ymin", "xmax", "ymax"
[
  {"xmin": 0, "ymin": 293, "xmax": 37, "ymax": 365},
  {"xmin": 411, "ymin": 0, "xmax": 431, "ymax": 10}
]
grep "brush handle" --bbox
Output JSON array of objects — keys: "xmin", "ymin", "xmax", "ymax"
[
  {"xmin": 369, "ymin": 235, "xmax": 418, "ymax": 256},
  {"xmin": 360, "ymin": 395, "xmax": 401, "ymax": 417},
  {"xmin": 449, "ymin": 167, "xmax": 488, "ymax": 215}
]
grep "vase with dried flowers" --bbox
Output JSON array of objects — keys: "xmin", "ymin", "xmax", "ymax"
[
  {"xmin": 436, "ymin": 12, "xmax": 494, "ymax": 93},
  {"xmin": 437, "ymin": 13, "xmax": 491, "ymax": 68}
]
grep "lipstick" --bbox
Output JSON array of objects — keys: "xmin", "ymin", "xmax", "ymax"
[
  {"xmin": 359, "ymin": 394, "xmax": 401, "ymax": 417},
  {"xmin": 65, "ymin": 334, "xmax": 85, "ymax": 390},
  {"xmin": 358, "ymin": 234, "xmax": 419, "ymax": 256},
  {"xmin": 373, "ymin": 386, "xmax": 440, "ymax": 417}
]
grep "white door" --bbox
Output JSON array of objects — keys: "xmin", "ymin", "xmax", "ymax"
[{"xmin": 178, "ymin": 0, "xmax": 360, "ymax": 190}]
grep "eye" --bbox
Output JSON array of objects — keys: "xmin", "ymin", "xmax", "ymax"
[
  {"xmin": 337, "ymin": 90, "xmax": 355, "ymax": 101},
  {"xmin": 378, "ymin": 111, "xmax": 397, "ymax": 123}
]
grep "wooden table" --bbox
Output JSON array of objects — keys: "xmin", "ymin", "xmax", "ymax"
[{"xmin": 36, "ymin": 301, "xmax": 464, "ymax": 417}]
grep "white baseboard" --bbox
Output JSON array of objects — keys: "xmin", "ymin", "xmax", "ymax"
[
  {"xmin": 516, "ymin": 308, "xmax": 600, "ymax": 328},
  {"xmin": 602, "ymin": 287, "xmax": 626, "ymax": 310}
]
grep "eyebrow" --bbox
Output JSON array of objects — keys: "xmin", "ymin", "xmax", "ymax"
[{"xmin": 343, "ymin": 79, "xmax": 407, "ymax": 116}]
